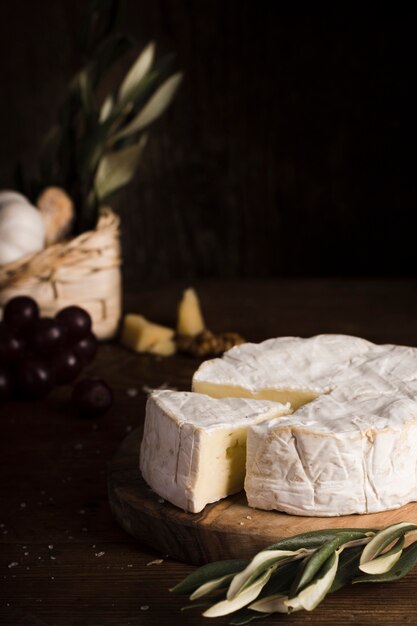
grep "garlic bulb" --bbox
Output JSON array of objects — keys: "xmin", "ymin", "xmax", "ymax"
[
  {"xmin": 0, "ymin": 190, "xmax": 31, "ymax": 208},
  {"xmin": 0, "ymin": 196, "xmax": 45, "ymax": 265}
]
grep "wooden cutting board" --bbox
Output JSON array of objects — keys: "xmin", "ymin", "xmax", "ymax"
[{"xmin": 108, "ymin": 427, "xmax": 417, "ymax": 565}]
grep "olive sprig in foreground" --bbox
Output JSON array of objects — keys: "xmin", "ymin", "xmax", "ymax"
[{"xmin": 171, "ymin": 522, "xmax": 417, "ymax": 623}]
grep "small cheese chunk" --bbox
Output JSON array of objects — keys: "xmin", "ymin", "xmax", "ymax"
[
  {"xmin": 177, "ymin": 288, "xmax": 205, "ymax": 337},
  {"xmin": 148, "ymin": 338, "xmax": 177, "ymax": 356},
  {"xmin": 121, "ymin": 314, "xmax": 174, "ymax": 353},
  {"xmin": 140, "ymin": 390, "xmax": 291, "ymax": 513}
]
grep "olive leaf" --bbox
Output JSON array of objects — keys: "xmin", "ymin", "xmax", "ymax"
[
  {"xmin": 266, "ymin": 528, "xmax": 375, "ymax": 552},
  {"xmin": 229, "ymin": 608, "xmax": 273, "ymax": 625},
  {"xmin": 359, "ymin": 535, "xmax": 404, "ymax": 575},
  {"xmin": 203, "ymin": 568, "xmax": 274, "ymax": 618},
  {"xmin": 87, "ymin": 32, "xmax": 134, "ymax": 89},
  {"xmin": 359, "ymin": 522, "xmax": 417, "ymax": 568},
  {"xmin": 170, "ymin": 559, "xmax": 248, "ymax": 596},
  {"xmin": 354, "ymin": 540, "xmax": 417, "ymax": 584},
  {"xmin": 99, "ymin": 94, "xmax": 114, "ymax": 122},
  {"xmin": 170, "ymin": 523, "xmax": 417, "ymax": 622},
  {"xmin": 227, "ymin": 549, "xmax": 308, "ymax": 600},
  {"xmin": 27, "ymin": 3, "xmax": 181, "ymax": 234},
  {"xmin": 291, "ymin": 550, "xmax": 339, "ymax": 612},
  {"xmin": 291, "ymin": 531, "xmax": 369, "ymax": 595},
  {"xmin": 118, "ymin": 41, "xmax": 155, "ymax": 104},
  {"xmin": 190, "ymin": 573, "xmax": 236, "ymax": 601},
  {"xmin": 111, "ymin": 72, "xmax": 183, "ymax": 142},
  {"xmin": 251, "ymin": 551, "xmax": 339, "ymax": 614},
  {"xmin": 94, "ymin": 134, "xmax": 148, "ymax": 202},
  {"xmin": 329, "ymin": 545, "xmax": 363, "ymax": 592},
  {"xmin": 259, "ymin": 559, "xmax": 301, "ymax": 597}
]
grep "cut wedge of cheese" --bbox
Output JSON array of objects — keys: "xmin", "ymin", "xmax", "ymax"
[
  {"xmin": 121, "ymin": 314, "xmax": 174, "ymax": 353},
  {"xmin": 192, "ymin": 334, "xmax": 417, "ymax": 516},
  {"xmin": 140, "ymin": 390, "xmax": 291, "ymax": 513},
  {"xmin": 245, "ymin": 393, "xmax": 417, "ymax": 516},
  {"xmin": 177, "ymin": 287, "xmax": 205, "ymax": 337}
]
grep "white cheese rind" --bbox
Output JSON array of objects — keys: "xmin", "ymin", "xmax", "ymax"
[
  {"xmin": 245, "ymin": 395, "xmax": 417, "ymax": 516},
  {"xmin": 193, "ymin": 334, "xmax": 417, "ymax": 516},
  {"xmin": 193, "ymin": 335, "xmax": 373, "ymax": 398},
  {"xmin": 139, "ymin": 390, "xmax": 291, "ymax": 513}
]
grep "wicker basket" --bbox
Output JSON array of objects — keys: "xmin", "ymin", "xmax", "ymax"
[{"xmin": 0, "ymin": 208, "xmax": 122, "ymax": 340}]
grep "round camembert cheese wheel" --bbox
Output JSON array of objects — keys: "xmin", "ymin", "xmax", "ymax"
[{"xmin": 192, "ymin": 334, "xmax": 417, "ymax": 516}]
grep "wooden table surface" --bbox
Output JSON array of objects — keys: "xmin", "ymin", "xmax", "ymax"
[{"xmin": 2, "ymin": 278, "xmax": 417, "ymax": 626}]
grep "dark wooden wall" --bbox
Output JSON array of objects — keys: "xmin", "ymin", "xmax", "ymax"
[{"xmin": 0, "ymin": 2, "xmax": 416, "ymax": 288}]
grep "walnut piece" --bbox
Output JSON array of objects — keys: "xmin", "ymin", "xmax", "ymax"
[{"xmin": 176, "ymin": 329, "xmax": 246, "ymax": 357}]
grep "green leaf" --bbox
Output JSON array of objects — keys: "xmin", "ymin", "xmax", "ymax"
[
  {"xmin": 329, "ymin": 545, "xmax": 363, "ymax": 592},
  {"xmin": 354, "ymin": 540, "xmax": 417, "ymax": 584},
  {"xmin": 360, "ymin": 522, "xmax": 417, "ymax": 567},
  {"xmin": 170, "ymin": 559, "xmax": 248, "ymax": 596},
  {"xmin": 287, "ymin": 551, "xmax": 339, "ymax": 612},
  {"xmin": 118, "ymin": 41, "xmax": 156, "ymax": 104},
  {"xmin": 77, "ymin": 68, "xmax": 94, "ymax": 122},
  {"xmin": 251, "ymin": 552, "xmax": 340, "ymax": 614},
  {"xmin": 88, "ymin": 32, "xmax": 134, "ymax": 88},
  {"xmin": 259, "ymin": 559, "xmax": 301, "ymax": 597},
  {"xmin": 190, "ymin": 572, "xmax": 236, "ymax": 601},
  {"xmin": 94, "ymin": 134, "xmax": 148, "ymax": 201},
  {"xmin": 229, "ymin": 608, "xmax": 273, "ymax": 625},
  {"xmin": 249, "ymin": 594, "xmax": 294, "ymax": 614},
  {"xmin": 180, "ymin": 590, "xmax": 226, "ymax": 611},
  {"xmin": 266, "ymin": 528, "xmax": 375, "ymax": 552},
  {"xmin": 227, "ymin": 549, "xmax": 305, "ymax": 600},
  {"xmin": 203, "ymin": 568, "xmax": 274, "ymax": 618},
  {"xmin": 292, "ymin": 531, "xmax": 369, "ymax": 595},
  {"xmin": 359, "ymin": 536, "xmax": 404, "ymax": 575},
  {"xmin": 99, "ymin": 94, "xmax": 114, "ymax": 122},
  {"xmin": 112, "ymin": 72, "xmax": 183, "ymax": 141}
]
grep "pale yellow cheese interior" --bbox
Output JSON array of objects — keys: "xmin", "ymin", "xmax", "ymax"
[
  {"xmin": 148, "ymin": 338, "xmax": 177, "ymax": 356},
  {"xmin": 191, "ymin": 426, "xmax": 248, "ymax": 511},
  {"xmin": 121, "ymin": 314, "xmax": 174, "ymax": 353},
  {"xmin": 192, "ymin": 380, "xmax": 317, "ymax": 411},
  {"xmin": 177, "ymin": 287, "xmax": 205, "ymax": 336}
]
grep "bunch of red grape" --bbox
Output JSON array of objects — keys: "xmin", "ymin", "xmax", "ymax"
[{"xmin": 0, "ymin": 296, "xmax": 112, "ymax": 415}]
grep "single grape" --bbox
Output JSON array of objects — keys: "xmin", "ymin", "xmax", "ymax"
[
  {"xmin": 54, "ymin": 349, "xmax": 82, "ymax": 385},
  {"xmin": 71, "ymin": 378, "xmax": 113, "ymax": 417},
  {"xmin": 17, "ymin": 358, "xmax": 54, "ymax": 399},
  {"xmin": 56, "ymin": 306, "xmax": 92, "ymax": 341},
  {"xmin": 3, "ymin": 295, "xmax": 39, "ymax": 335},
  {"xmin": 0, "ymin": 367, "xmax": 13, "ymax": 402},
  {"xmin": 73, "ymin": 332, "xmax": 98, "ymax": 365},
  {"xmin": 30, "ymin": 318, "xmax": 67, "ymax": 355},
  {"xmin": 0, "ymin": 323, "xmax": 26, "ymax": 364}
]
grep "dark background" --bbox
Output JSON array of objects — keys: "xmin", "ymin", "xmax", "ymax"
[{"xmin": 0, "ymin": 2, "xmax": 416, "ymax": 288}]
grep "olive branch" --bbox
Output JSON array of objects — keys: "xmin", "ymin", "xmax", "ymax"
[{"xmin": 170, "ymin": 522, "xmax": 417, "ymax": 623}]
